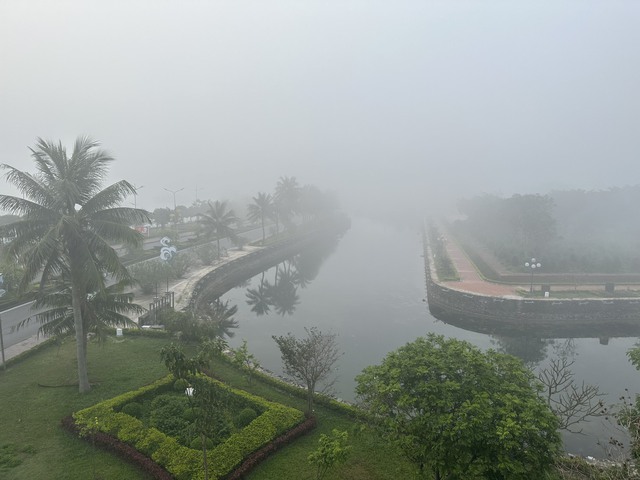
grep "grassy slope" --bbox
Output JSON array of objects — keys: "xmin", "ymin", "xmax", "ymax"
[
  {"xmin": 0, "ymin": 336, "xmax": 416, "ymax": 480},
  {"xmin": 0, "ymin": 336, "xmax": 168, "ymax": 480},
  {"xmin": 206, "ymin": 358, "xmax": 417, "ymax": 480},
  {"xmin": 0, "ymin": 335, "xmax": 623, "ymax": 480}
]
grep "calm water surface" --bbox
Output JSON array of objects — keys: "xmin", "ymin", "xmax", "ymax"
[{"xmin": 219, "ymin": 217, "xmax": 640, "ymax": 457}]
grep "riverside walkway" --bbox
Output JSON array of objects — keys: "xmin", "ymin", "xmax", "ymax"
[
  {"xmin": 2, "ymin": 246, "xmax": 261, "ymax": 362},
  {"xmin": 439, "ymin": 235, "xmax": 523, "ymax": 297},
  {"xmin": 436, "ymin": 232, "xmax": 640, "ymax": 298}
]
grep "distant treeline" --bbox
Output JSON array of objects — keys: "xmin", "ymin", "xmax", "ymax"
[{"xmin": 453, "ymin": 186, "xmax": 640, "ymax": 274}]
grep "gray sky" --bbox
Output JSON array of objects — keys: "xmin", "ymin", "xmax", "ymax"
[{"xmin": 1, "ymin": 1, "xmax": 639, "ymax": 218}]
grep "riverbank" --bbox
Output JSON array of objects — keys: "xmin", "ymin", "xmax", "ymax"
[
  {"xmin": 424, "ymin": 230, "xmax": 640, "ymax": 338},
  {"xmin": 3, "ymin": 217, "xmax": 351, "ymax": 361}
]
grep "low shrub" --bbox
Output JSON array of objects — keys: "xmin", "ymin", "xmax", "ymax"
[
  {"xmin": 121, "ymin": 402, "xmax": 143, "ymax": 419},
  {"xmin": 234, "ymin": 408, "xmax": 258, "ymax": 428},
  {"xmin": 173, "ymin": 378, "xmax": 189, "ymax": 392},
  {"xmin": 149, "ymin": 394, "xmax": 191, "ymax": 443}
]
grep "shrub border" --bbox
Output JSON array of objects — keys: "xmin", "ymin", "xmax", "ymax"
[{"xmin": 70, "ymin": 374, "xmax": 308, "ymax": 480}]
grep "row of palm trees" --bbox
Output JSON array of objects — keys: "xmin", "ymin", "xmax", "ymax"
[
  {"xmin": 162, "ymin": 175, "xmax": 337, "ymax": 249},
  {"xmin": 196, "ymin": 175, "xmax": 300, "ymax": 251},
  {"xmin": 0, "ymin": 137, "xmax": 339, "ymax": 393},
  {"xmin": 196, "ymin": 176, "xmax": 337, "ymax": 257}
]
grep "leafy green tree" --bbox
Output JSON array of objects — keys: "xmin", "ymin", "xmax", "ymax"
[
  {"xmin": 160, "ymin": 343, "xmax": 206, "ymax": 380},
  {"xmin": 232, "ymin": 339, "xmax": 260, "ymax": 385},
  {"xmin": 355, "ymin": 334, "xmax": 561, "ymax": 480},
  {"xmin": 187, "ymin": 375, "xmax": 232, "ymax": 480},
  {"xmin": 455, "ymin": 193, "xmax": 556, "ymax": 269},
  {"xmin": 128, "ymin": 260, "xmax": 169, "ymax": 295},
  {"xmin": 0, "ymin": 255, "xmax": 24, "ymax": 298},
  {"xmin": 199, "ymin": 200, "xmax": 238, "ymax": 259},
  {"xmin": 159, "ymin": 344, "xmax": 230, "ymax": 480},
  {"xmin": 0, "ymin": 137, "xmax": 148, "ymax": 392},
  {"xmin": 246, "ymin": 192, "xmax": 274, "ymax": 242},
  {"xmin": 298, "ymin": 185, "xmax": 339, "ymax": 221},
  {"xmin": 152, "ymin": 207, "xmax": 172, "ymax": 227},
  {"xmin": 308, "ymin": 429, "xmax": 351, "ymax": 480},
  {"xmin": 272, "ymin": 327, "xmax": 341, "ymax": 415}
]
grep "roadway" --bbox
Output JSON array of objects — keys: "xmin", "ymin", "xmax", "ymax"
[{"xmin": 0, "ymin": 225, "xmax": 266, "ymax": 361}]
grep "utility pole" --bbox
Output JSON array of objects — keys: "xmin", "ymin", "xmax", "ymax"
[
  {"xmin": 132, "ymin": 184, "xmax": 144, "ymax": 209},
  {"xmin": 163, "ymin": 187, "xmax": 184, "ymax": 231}
]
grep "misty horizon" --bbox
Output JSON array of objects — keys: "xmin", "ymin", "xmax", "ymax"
[{"xmin": 2, "ymin": 2, "xmax": 639, "ymax": 221}]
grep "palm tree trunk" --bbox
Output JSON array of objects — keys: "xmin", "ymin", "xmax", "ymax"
[
  {"xmin": 71, "ymin": 277, "xmax": 91, "ymax": 393},
  {"xmin": 260, "ymin": 213, "xmax": 265, "ymax": 242}
]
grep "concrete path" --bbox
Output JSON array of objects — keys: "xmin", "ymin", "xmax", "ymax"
[
  {"xmin": 134, "ymin": 245, "xmax": 262, "ymax": 314},
  {"xmin": 440, "ymin": 235, "xmax": 524, "ymax": 297}
]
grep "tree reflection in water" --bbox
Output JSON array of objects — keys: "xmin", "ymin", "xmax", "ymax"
[
  {"xmin": 244, "ymin": 235, "xmax": 341, "ymax": 317},
  {"xmin": 197, "ymin": 298, "xmax": 239, "ymax": 338},
  {"xmin": 491, "ymin": 336, "xmax": 554, "ymax": 368}
]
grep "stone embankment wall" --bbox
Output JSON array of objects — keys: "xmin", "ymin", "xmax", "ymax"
[
  {"xmin": 423, "ymin": 233, "xmax": 640, "ymax": 338},
  {"xmin": 188, "ymin": 216, "xmax": 350, "ymax": 312}
]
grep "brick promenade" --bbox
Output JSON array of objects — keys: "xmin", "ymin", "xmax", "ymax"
[
  {"xmin": 439, "ymin": 236, "xmax": 523, "ymax": 297},
  {"xmin": 437, "ymin": 234, "xmax": 640, "ymax": 298}
]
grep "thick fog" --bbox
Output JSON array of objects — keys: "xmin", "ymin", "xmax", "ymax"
[{"xmin": 1, "ymin": 1, "xmax": 639, "ymax": 220}]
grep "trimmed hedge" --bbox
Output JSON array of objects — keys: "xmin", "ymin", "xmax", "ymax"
[
  {"xmin": 61, "ymin": 415, "xmax": 174, "ymax": 479},
  {"xmin": 71, "ymin": 374, "xmax": 306, "ymax": 480}
]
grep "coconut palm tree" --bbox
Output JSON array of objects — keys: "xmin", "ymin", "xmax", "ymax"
[
  {"xmin": 246, "ymin": 192, "xmax": 273, "ymax": 243},
  {"xmin": 199, "ymin": 200, "xmax": 238, "ymax": 259},
  {"xmin": 0, "ymin": 137, "xmax": 149, "ymax": 392},
  {"xmin": 22, "ymin": 279, "xmax": 145, "ymax": 350}
]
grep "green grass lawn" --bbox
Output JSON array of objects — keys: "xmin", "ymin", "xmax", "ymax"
[
  {"xmin": 0, "ymin": 334, "xmax": 626, "ymax": 480},
  {"xmin": 0, "ymin": 335, "xmax": 169, "ymax": 480},
  {"xmin": 205, "ymin": 358, "xmax": 417, "ymax": 480},
  {"xmin": 0, "ymin": 335, "xmax": 416, "ymax": 480}
]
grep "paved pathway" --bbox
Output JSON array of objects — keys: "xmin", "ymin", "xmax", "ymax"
[
  {"xmin": 440, "ymin": 235, "xmax": 523, "ymax": 297},
  {"xmin": 436, "ymin": 232, "xmax": 640, "ymax": 298},
  {"xmin": 2, "ymin": 246, "xmax": 261, "ymax": 362},
  {"xmin": 134, "ymin": 245, "xmax": 261, "ymax": 314}
]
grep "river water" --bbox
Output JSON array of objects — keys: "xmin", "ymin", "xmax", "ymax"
[{"xmin": 219, "ymin": 217, "xmax": 640, "ymax": 457}]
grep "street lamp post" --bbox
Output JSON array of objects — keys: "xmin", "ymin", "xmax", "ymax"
[
  {"xmin": 132, "ymin": 184, "xmax": 144, "ymax": 209},
  {"xmin": 163, "ymin": 187, "xmax": 184, "ymax": 230},
  {"xmin": 164, "ymin": 187, "xmax": 184, "ymax": 212},
  {"xmin": 525, "ymin": 258, "xmax": 541, "ymax": 293},
  {"xmin": 0, "ymin": 274, "xmax": 6, "ymax": 370}
]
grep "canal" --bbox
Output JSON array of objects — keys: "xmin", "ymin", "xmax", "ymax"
[{"xmin": 218, "ymin": 216, "xmax": 640, "ymax": 457}]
